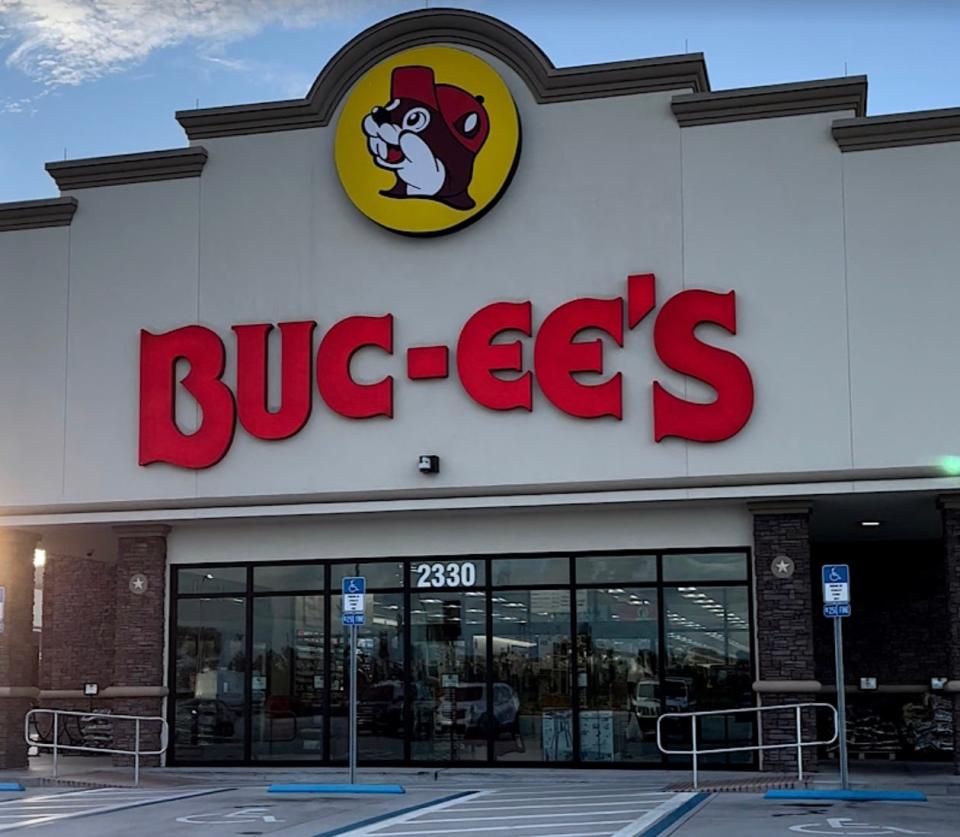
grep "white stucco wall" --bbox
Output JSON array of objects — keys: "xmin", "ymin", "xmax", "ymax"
[
  {"xmin": 2, "ymin": 44, "xmax": 959, "ymax": 514},
  {"xmin": 167, "ymin": 501, "xmax": 752, "ymax": 564}
]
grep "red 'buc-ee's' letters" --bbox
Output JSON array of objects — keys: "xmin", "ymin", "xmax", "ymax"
[
  {"xmin": 139, "ymin": 276, "xmax": 757, "ymax": 468},
  {"xmin": 316, "ymin": 314, "xmax": 394, "ymax": 418},
  {"xmin": 456, "ymin": 301, "xmax": 533, "ymax": 411},
  {"xmin": 139, "ymin": 325, "xmax": 236, "ymax": 469},
  {"xmin": 233, "ymin": 321, "xmax": 316, "ymax": 440},
  {"xmin": 652, "ymin": 289, "xmax": 754, "ymax": 442},
  {"xmin": 534, "ymin": 297, "xmax": 624, "ymax": 419}
]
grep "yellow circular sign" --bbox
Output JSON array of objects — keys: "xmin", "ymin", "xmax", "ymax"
[{"xmin": 335, "ymin": 46, "xmax": 521, "ymax": 236}]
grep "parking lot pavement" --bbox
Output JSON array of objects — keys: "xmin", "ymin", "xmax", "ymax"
[
  {"xmin": 336, "ymin": 787, "xmax": 699, "ymax": 836},
  {"xmin": 0, "ymin": 784, "xmax": 700, "ymax": 837},
  {"xmin": 0, "ymin": 787, "xmax": 227, "ymax": 832},
  {"xmin": 668, "ymin": 792, "xmax": 960, "ymax": 836},
  {"xmin": 0, "ymin": 786, "xmax": 461, "ymax": 837}
]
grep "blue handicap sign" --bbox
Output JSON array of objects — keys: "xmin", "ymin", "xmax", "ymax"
[
  {"xmin": 822, "ymin": 565, "xmax": 849, "ymax": 585},
  {"xmin": 342, "ymin": 612, "xmax": 365, "ymax": 626},
  {"xmin": 342, "ymin": 577, "xmax": 366, "ymax": 595},
  {"xmin": 823, "ymin": 603, "xmax": 852, "ymax": 618}
]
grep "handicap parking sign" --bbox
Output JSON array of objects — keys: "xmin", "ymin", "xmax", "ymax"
[{"xmin": 822, "ymin": 564, "xmax": 851, "ymax": 617}]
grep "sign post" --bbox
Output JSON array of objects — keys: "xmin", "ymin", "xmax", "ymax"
[
  {"xmin": 822, "ymin": 564, "xmax": 851, "ymax": 790},
  {"xmin": 341, "ymin": 577, "xmax": 365, "ymax": 786}
]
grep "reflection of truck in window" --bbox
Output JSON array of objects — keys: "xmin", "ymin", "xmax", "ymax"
[{"xmin": 631, "ymin": 677, "xmax": 694, "ymax": 737}]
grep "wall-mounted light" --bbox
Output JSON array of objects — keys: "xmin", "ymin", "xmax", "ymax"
[
  {"xmin": 859, "ymin": 520, "xmax": 881, "ymax": 527},
  {"xmin": 33, "ymin": 548, "xmax": 46, "ymax": 568},
  {"xmin": 418, "ymin": 455, "xmax": 440, "ymax": 474}
]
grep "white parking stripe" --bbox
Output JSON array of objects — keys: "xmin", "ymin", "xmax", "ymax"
[
  {"xmin": 449, "ymin": 799, "xmax": 663, "ymax": 812},
  {"xmin": 416, "ymin": 809, "xmax": 657, "ymax": 823},
  {"xmin": 0, "ymin": 787, "xmax": 225, "ymax": 832},
  {"xmin": 457, "ymin": 791, "xmax": 673, "ymax": 804},
  {"xmin": 608, "ymin": 793, "xmax": 699, "ymax": 837},
  {"xmin": 375, "ymin": 821, "xmax": 635, "ymax": 835}
]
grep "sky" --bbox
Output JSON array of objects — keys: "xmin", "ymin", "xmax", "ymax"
[{"xmin": 0, "ymin": 0, "xmax": 958, "ymax": 203}]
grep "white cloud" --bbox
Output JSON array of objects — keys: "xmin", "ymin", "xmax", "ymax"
[{"xmin": 0, "ymin": 0, "xmax": 378, "ymax": 87}]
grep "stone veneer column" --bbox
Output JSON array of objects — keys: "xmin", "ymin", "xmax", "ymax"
[
  {"xmin": 939, "ymin": 497, "xmax": 960, "ymax": 775},
  {"xmin": 750, "ymin": 502, "xmax": 819, "ymax": 773},
  {"xmin": 111, "ymin": 525, "xmax": 169, "ymax": 766},
  {"xmin": 0, "ymin": 529, "xmax": 39, "ymax": 769}
]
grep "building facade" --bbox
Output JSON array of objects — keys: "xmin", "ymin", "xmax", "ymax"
[{"xmin": 1, "ymin": 9, "xmax": 960, "ymax": 771}]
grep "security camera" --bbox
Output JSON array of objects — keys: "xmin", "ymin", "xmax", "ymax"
[{"xmin": 418, "ymin": 455, "xmax": 440, "ymax": 474}]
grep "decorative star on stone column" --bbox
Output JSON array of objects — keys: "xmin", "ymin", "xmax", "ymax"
[
  {"xmin": 771, "ymin": 555, "xmax": 795, "ymax": 579},
  {"xmin": 129, "ymin": 573, "xmax": 149, "ymax": 595}
]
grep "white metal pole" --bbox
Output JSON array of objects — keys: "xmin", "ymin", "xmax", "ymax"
[
  {"xmin": 134, "ymin": 718, "xmax": 141, "ymax": 787},
  {"xmin": 834, "ymin": 617, "xmax": 849, "ymax": 790},
  {"xmin": 349, "ymin": 622, "xmax": 358, "ymax": 786},
  {"xmin": 52, "ymin": 713, "xmax": 58, "ymax": 780},
  {"xmin": 691, "ymin": 715, "xmax": 698, "ymax": 790},
  {"xmin": 796, "ymin": 705, "xmax": 803, "ymax": 783}
]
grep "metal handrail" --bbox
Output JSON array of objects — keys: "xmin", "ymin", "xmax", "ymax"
[
  {"xmin": 656, "ymin": 702, "xmax": 839, "ymax": 790},
  {"xmin": 25, "ymin": 708, "xmax": 168, "ymax": 787}
]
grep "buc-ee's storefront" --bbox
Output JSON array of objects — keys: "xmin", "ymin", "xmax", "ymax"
[{"xmin": 1, "ymin": 9, "xmax": 960, "ymax": 773}]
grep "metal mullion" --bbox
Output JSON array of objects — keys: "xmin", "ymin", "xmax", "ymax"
[
  {"xmin": 570, "ymin": 555, "xmax": 580, "ymax": 765},
  {"xmin": 403, "ymin": 572, "xmax": 412, "ymax": 764},
  {"xmin": 656, "ymin": 554, "xmax": 669, "ymax": 768},
  {"xmin": 323, "ymin": 563, "xmax": 332, "ymax": 764},
  {"xmin": 243, "ymin": 566, "xmax": 253, "ymax": 764},
  {"xmin": 485, "ymin": 557, "xmax": 494, "ymax": 764},
  {"xmin": 167, "ymin": 567, "xmax": 179, "ymax": 766}
]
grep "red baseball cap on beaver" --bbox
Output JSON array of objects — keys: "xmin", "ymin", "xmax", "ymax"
[{"xmin": 390, "ymin": 65, "xmax": 490, "ymax": 154}]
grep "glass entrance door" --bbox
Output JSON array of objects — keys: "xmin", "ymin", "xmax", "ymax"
[{"xmin": 410, "ymin": 590, "xmax": 487, "ymax": 762}]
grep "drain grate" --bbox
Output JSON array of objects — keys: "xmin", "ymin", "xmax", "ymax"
[{"xmin": 666, "ymin": 775, "xmax": 805, "ymax": 793}]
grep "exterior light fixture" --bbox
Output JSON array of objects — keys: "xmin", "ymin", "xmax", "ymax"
[
  {"xmin": 33, "ymin": 548, "xmax": 46, "ymax": 568},
  {"xmin": 860, "ymin": 520, "xmax": 881, "ymax": 527},
  {"xmin": 418, "ymin": 454, "xmax": 440, "ymax": 474}
]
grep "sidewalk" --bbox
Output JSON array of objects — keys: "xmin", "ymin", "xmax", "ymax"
[{"xmin": 3, "ymin": 755, "xmax": 959, "ymax": 795}]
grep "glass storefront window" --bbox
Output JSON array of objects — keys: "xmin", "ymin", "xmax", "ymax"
[
  {"xmin": 330, "ymin": 592, "xmax": 405, "ymax": 761},
  {"xmin": 663, "ymin": 586, "xmax": 753, "ymax": 764},
  {"xmin": 178, "ymin": 566, "xmax": 246, "ymax": 594},
  {"xmin": 576, "ymin": 554, "xmax": 656, "ymax": 584},
  {"xmin": 331, "ymin": 562, "xmax": 403, "ymax": 589},
  {"xmin": 491, "ymin": 557, "xmax": 568, "ymax": 587},
  {"xmin": 254, "ymin": 564, "xmax": 325, "ymax": 592},
  {"xmin": 492, "ymin": 590, "xmax": 572, "ymax": 762},
  {"xmin": 410, "ymin": 592, "xmax": 487, "ymax": 762},
  {"xmin": 662, "ymin": 553, "xmax": 747, "ymax": 581},
  {"xmin": 174, "ymin": 597, "xmax": 247, "ymax": 761},
  {"xmin": 251, "ymin": 596, "xmax": 325, "ymax": 761},
  {"xmin": 170, "ymin": 551, "xmax": 753, "ymax": 767},
  {"xmin": 577, "ymin": 588, "xmax": 660, "ymax": 763}
]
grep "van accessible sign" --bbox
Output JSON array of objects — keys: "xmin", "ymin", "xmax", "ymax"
[{"xmin": 139, "ymin": 274, "xmax": 755, "ymax": 469}]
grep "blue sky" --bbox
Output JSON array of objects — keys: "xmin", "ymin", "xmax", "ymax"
[{"xmin": 1, "ymin": 0, "xmax": 958, "ymax": 203}]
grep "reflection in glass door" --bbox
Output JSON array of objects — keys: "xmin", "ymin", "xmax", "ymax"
[
  {"xmin": 492, "ymin": 590, "xmax": 572, "ymax": 761},
  {"xmin": 330, "ymin": 592, "xmax": 405, "ymax": 761},
  {"xmin": 251, "ymin": 595, "xmax": 325, "ymax": 760},
  {"xmin": 663, "ymin": 585, "xmax": 754, "ymax": 765},
  {"xmin": 577, "ymin": 588, "xmax": 660, "ymax": 763},
  {"xmin": 410, "ymin": 592, "xmax": 487, "ymax": 762}
]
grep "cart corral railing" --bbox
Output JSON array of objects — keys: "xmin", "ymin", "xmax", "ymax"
[
  {"xmin": 25, "ymin": 708, "xmax": 168, "ymax": 787},
  {"xmin": 656, "ymin": 702, "xmax": 839, "ymax": 789}
]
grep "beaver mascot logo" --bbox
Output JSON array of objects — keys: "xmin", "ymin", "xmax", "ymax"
[
  {"xmin": 335, "ymin": 45, "xmax": 520, "ymax": 236},
  {"xmin": 361, "ymin": 66, "xmax": 490, "ymax": 211}
]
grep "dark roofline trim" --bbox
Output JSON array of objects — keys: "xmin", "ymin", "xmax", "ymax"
[
  {"xmin": 175, "ymin": 8, "xmax": 710, "ymax": 140},
  {"xmin": 671, "ymin": 76, "xmax": 867, "ymax": 127},
  {"xmin": 45, "ymin": 147, "xmax": 208, "ymax": 191},
  {"xmin": 0, "ymin": 197, "xmax": 78, "ymax": 232},
  {"xmin": 832, "ymin": 108, "xmax": 960, "ymax": 151}
]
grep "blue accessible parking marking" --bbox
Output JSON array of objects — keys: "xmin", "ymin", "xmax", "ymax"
[
  {"xmin": 0, "ymin": 787, "xmax": 226, "ymax": 832},
  {"xmin": 334, "ymin": 788, "xmax": 702, "ymax": 837}
]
